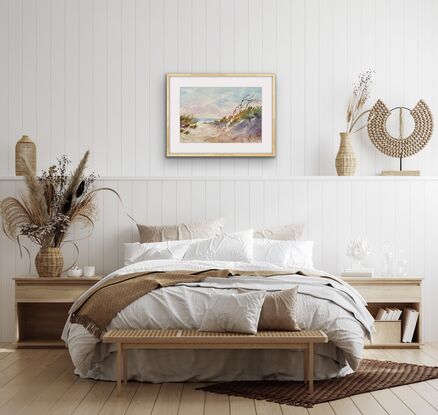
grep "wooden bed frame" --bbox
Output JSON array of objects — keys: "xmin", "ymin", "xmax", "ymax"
[{"xmin": 102, "ymin": 329, "xmax": 328, "ymax": 394}]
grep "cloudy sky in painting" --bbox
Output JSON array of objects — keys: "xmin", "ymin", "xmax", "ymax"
[{"xmin": 180, "ymin": 87, "xmax": 262, "ymax": 119}]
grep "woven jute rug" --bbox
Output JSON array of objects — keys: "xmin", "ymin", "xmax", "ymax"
[{"xmin": 199, "ymin": 359, "xmax": 438, "ymax": 408}]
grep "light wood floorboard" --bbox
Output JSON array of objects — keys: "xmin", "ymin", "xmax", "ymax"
[{"xmin": 1, "ymin": 344, "xmax": 438, "ymax": 415}]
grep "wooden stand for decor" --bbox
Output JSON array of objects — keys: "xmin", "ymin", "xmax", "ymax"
[{"xmin": 367, "ymin": 100, "xmax": 433, "ymax": 176}]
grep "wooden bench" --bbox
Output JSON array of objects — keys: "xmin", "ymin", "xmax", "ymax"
[{"xmin": 103, "ymin": 329, "xmax": 328, "ymax": 394}]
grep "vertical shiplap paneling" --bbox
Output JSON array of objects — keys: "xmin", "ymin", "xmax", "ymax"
[
  {"xmin": 290, "ymin": 0, "xmax": 305, "ymax": 176},
  {"xmin": 235, "ymin": 181, "xmax": 250, "ymax": 230},
  {"xmin": 303, "ymin": 0, "xmax": 319, "ymax": 176},
  {"xmin": 176, "ymin": 180, "xmax": 191, "ymax": 223},
  {"xmin": 121, "ymin": 0, "xmax": 136, "ymax": 176},
  {"xmin": 22, "ymin": 0, "xmax": 37, "ymax": 144},
  {"xmin": 276, "ymin": 0, "xmax": 291, "ymax": 177},
  {"xmin": 161, "ymin": 180, "xmax": 177, "ymax": 224},
  {"xmin": 50, "ymin": 0, "xmax": 65, "ymax": 161},
  {"xmin": 336, "ymin": 181, "xmax": 351, "ymax": 272},
  {"xmin": 102, "ymin": 180, "xmax": 120, "ymax": 274},
  {"xmin": 107, "ymin": 0, "xmax": 122, "ymax": 176},
  {"xmin": 0, "ymin": 0, "xmax": 8, "ymax": 175},
  {"xmin": 134, "ymin": 0, "xmax": 150, "ymax": 177},
  {"xmin": 0, "ymin": 177, "xmax": 438, "ymax": 341},
  {"xmin": 36, "ymin": 0, "xmax": 52, "ymax": 171},
  {"xmin": 263, "ymin": 180, "xmax": 279, "ymax": 227},
  {"xmin": 65, "ymin": 0, "xmax": 79, "ymax": 164},
  {"xmin": 191, "ymin": 180, "xmax": 207, "ymax": 221},
  {"xmin": 249, "ymin": 181, "xmax": 264, "ymax": 228},
  {"xmin": 78, "ymin": 0, "xmax": 93, "ymax": 166},
  {"xmin": 118, "ymin": 180, "xmax": 135, "ymax": 266},
  {"xmin": 308, "ymin": 181, "xmax": 323, "ymax": 268},
  {"xmin": 220, "ymin": 181, "xmax": 235, "ymax": 230},
  {"xmin": 2, "ymin": 0, "xmax": 438, "ymax": 176},
  {"xmin": 9, "ymin": 0, "xmax": 23, "ymax": 171},
  {"xmin": 92, "ymin": 0, "xmax": 109, "ymax": 175},
  {"xmin": 318, "ymin": 0, "xmax": 334, "ymax": 176},
  {"xmin": 321, "ymin": 180, "xmax": 337, "ymax": 272}
]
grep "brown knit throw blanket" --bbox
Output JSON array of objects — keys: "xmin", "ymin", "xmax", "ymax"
[{"xmin": 70, "ymin": 269, "xmax": 288, "ymax": 338}]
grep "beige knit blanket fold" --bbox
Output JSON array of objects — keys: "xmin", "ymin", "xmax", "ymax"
[{"xmin": 70, "ymin": 269, "xmax": 289, "ymax": 338}]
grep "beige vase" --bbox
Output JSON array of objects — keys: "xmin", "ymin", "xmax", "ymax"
[
  {"xmin": 35, "ymin": 247, "xmax": 64, "ymax": 278},
  {"xmin": 335, "ymin": 132, "xmax": 356, "ymax": 176}
]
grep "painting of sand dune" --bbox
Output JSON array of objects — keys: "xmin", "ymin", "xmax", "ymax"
[{"xmin": 179, "ymin": 87, "xmax": 262, "ymax": 143}]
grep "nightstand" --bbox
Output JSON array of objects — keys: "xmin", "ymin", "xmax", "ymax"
[
  {"xmin": 342, "ymin": 277, "xmax": 423, "ymax": 349},
  {"xmin": 14, "ymin": 276, "xmax": 102, "ymax": 348}
]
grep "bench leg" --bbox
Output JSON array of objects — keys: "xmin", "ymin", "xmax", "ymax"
[
  {"xmin": 303, "ymin": 347, "xmax": 308, "ymax": 384},
  {"xmin": 123, "ymin": 349, "xmax": 128, "ymax": 384},
  {"xmin": 117, "ymin": 343, "xmax": 123, "ymax": 395},
  {"xmin": 308, "ymin": 342, "xmax": 314, "ymax": 394}
]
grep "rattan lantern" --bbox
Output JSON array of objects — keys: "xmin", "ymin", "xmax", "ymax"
[
  {"xmin": 15, "ymin": 135, "xmax": 36, "ymax": 176},
  {"xmin": 367, "ymin": 100, "xmax": 433, "ymax": 175}
]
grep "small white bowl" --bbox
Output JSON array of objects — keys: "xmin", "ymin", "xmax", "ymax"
[{"xmin": 67, "ymin": 267, "xmax": 83, "ymax": 277}]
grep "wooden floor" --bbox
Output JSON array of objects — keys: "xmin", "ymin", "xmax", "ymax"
[{"xmin": 2, "ymin": 345, "xmax": 438, "ymax": 415}]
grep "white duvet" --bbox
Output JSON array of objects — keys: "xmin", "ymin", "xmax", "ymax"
[{"xmin": 62, "ymin": 259, "xmax": 374, "ymax": 382}]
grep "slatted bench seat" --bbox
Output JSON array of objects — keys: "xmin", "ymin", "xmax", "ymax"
[{"xmin": 102, "ymin": 329, "xmax": 328, "ymax": 394}]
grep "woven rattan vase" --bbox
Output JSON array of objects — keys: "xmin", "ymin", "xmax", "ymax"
[
  {"xmin": 335, "ymin": 132, "xmax": 356, "ymax": 176},
  {"xmin": 15, "ymin": 135, "xmax": 36, "ymax": 176},
  {"xmin": 35, "ymin": 248, "xmax": 64, "ymax": 278}
]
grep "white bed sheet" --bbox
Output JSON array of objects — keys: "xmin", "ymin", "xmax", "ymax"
[{"xmin": 63, "ymin": 259, "xmax": 374, "ymax": 382}]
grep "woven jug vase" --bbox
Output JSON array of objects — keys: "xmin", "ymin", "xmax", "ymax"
[
  {"xmin": 335, "ymin": 132, "xmax": 356, "ymax": 176},
  {"xmin": 35, "ymin": 248, "xmax": 64, "ymax": 278}
]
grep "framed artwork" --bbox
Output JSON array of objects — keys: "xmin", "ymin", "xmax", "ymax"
[{"xmin": 166, "ymin": 73, "xmax": 276, "ymax": 157}]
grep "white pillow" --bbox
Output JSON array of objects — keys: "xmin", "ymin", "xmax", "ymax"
[
  {"xmin": 253, "ymin": 239, "xmax": 314, "ymax": 269},
  {"xmin": 183, "ymin": 229, "xmax": 254, "ymax": 262},
  {"xmin": 253, "ymin": 239, "xmax": 293, "ymax": 266},
  {"xmin": 123, "ymin": 240, "xmax": 196, "ymax": 265},
  {"xmin": 199, "ymin": 291, "xmax": 266, "ymax": 334},
  {"xmin": 285, "ymin": 240, "xmax": 314, "ymax": 269}
]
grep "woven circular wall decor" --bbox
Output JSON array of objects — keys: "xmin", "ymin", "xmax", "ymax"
[{"xmin": 367, "ymin": 99, "xmax": 433, "ymax": 158}]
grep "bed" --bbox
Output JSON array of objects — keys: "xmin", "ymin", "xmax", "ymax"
[{"xmin": 62, "ymin": 258, "xmax": 374, "ymax": 383}]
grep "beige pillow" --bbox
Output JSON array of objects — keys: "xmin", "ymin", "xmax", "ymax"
[
  {"xmin": 137, "ymin": 218, "xmax": 225, "ymax": 243},
  {"xmin": 254, "ymin": 224, "xmax": 304, "ymax": 240},
  {"xmin": 238, "ymin": 287, "xmax": 300, "ymax": 331}
]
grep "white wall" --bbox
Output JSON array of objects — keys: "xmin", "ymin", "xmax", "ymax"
[
  {"xmin": 1, "ymin": 0, "xmax": 438, "ymax": 342},
  {"xmin": 1, "ymin": 0, "xmax": 438, "ymax": 176}
]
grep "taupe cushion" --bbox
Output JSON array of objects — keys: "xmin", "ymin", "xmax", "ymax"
[
  {"xmin": 254, "ymin": 224, "xmax": 304, "ymax": 240},
  {"xmin": 238, "ymin": 287, "xmax": 300, "ymax": 331},
  {"xmin": 137, "ymin": 218, "xmax": 225, "ymax": 243}
]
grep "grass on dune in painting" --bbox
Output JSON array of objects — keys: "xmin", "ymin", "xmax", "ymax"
[{"xmin": 179, "ymin": 86, "xmax": 262, "ymax": 143}]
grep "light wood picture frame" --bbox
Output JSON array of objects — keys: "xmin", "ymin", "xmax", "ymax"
[{"xmin": 166, "ymin": 73, "xmax": 276, "ymax": 157}]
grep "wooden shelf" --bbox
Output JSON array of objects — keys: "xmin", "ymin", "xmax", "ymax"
[
  {"xmin": 14, "ymin": 276, "xmax": 101, "ymax": 349},
  {"xmin": 341, "ymin": 277, "xmax": 423, "ymax": 349}
]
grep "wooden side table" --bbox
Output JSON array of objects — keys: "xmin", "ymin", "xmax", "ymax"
[
  {"xmin": 14, "ymin": 276, "xmax": 102, "ymax": 348},
  {"xmin": 342, "ymin": 277, "xmax": 423, "ymax": 348}
]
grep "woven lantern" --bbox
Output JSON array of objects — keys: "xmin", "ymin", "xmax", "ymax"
[{"xmin": 15, "ymin": 135, "xmax": 36, "ymax": 176}]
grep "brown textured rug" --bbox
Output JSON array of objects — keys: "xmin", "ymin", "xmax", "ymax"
[{"xmin": 199, "ymin": 359, "xmax": 438, "ymax": 408}]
